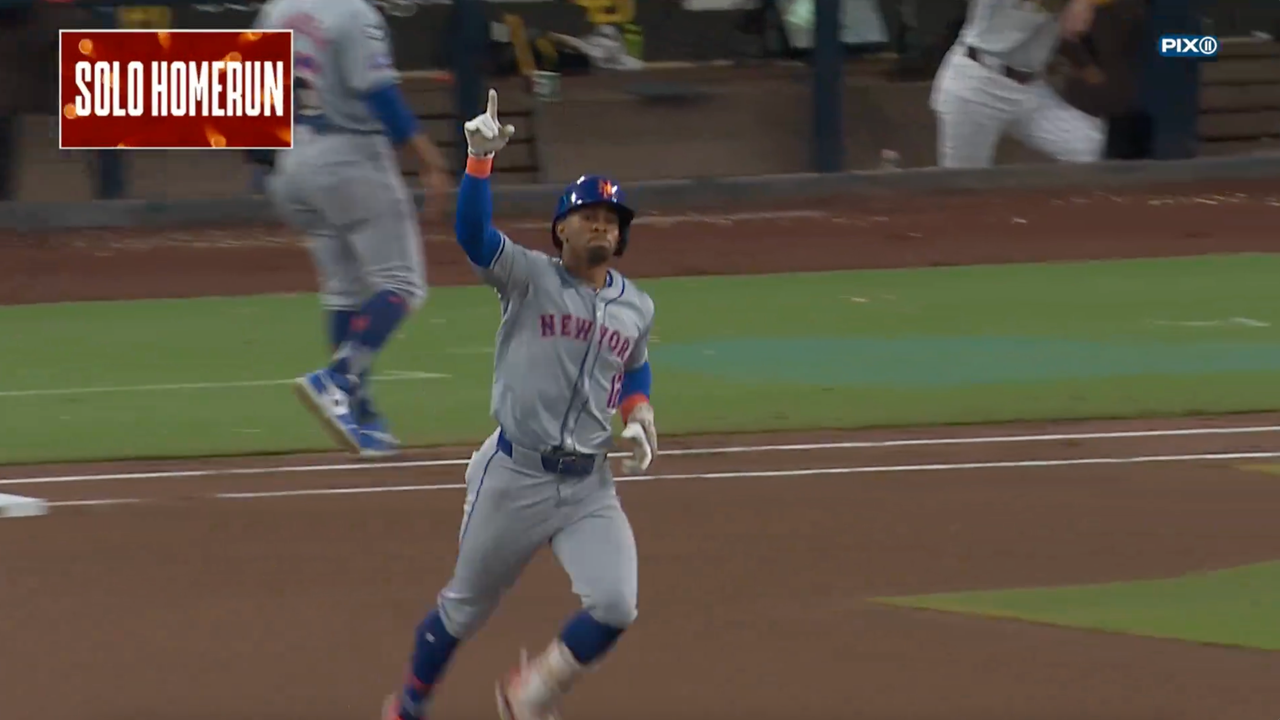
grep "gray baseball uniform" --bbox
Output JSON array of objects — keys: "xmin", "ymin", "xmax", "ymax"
[
  {"xmin": 436, "ymin": 233, "xmax": 656, "ymax": 640},
  {"xmin": 254, "ymin": 0, "xmax": 426, "ymax": 311}
]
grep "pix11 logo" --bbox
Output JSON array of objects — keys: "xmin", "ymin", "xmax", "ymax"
[{"xmin": 1158, "ymin": 35, "xmax": 1219, "ymax": 58}]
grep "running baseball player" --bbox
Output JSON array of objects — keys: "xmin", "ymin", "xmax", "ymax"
[
  {"xmin": 251, "ymin": 0, "xmax": 453, "ymax": 458},
  {"xmin": 929, "ymin": 0, "xmax": 1110, "ymax": 168},
  {"xmin": 380, "ymin": 88, "xmax": 659, "ymax": 720}
]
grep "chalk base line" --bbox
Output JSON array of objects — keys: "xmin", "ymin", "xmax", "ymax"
[
  {"xmin": 40, "ymin": 448, "xmax": 1280, "ymax": 509},
  {"xmin": 5, "ymin": 422, "xmax": 1280, "ymax": 489}
]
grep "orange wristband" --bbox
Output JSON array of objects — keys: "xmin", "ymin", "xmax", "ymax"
[
  {"xmin": 466, "ymin": 155, "xmax": 493, "ymax": 178},
  {"xmin": 619, "ymin": 394, "xmax": 649, "ymax": 425}
]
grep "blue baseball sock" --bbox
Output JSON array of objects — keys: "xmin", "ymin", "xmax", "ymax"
[
  {"xmin": 330, "ymin": 290, "xmax": 409, "ymax": 379},
  {"xmin": 327, "ymin": 309, "xmax": 375, "ymax": 421},
  {"xmin": 558, "ymin": 610, "xmax": 626, "ymax": 666},
  {"xmin": 329, "ymin": 291, "xmax": 409, "ymax": 421},
  {"xmin": 397, "ymin": 609, "xmax": 461, "ymax": 719},
  {"xmin": 328, "ymin": 309, "xmax": 358, "ymax": 349}
]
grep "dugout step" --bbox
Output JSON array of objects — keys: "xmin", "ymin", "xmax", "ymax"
[
  {"xmin": 1201, "ymin": 84, "xmax": 1280, "ymax": 113},
  {"xmin": 1198, "ymin": 38, "xmax": 1280, "ymax": 149},
  {"xmin": 1201, "ymin": 55, "xmax": 1280, "ymax": 85},
  {"xmin": 1198, "ymin": 137, "xmax": 1280, "ymax": 156},
  {"xmin": 1198, "ymin": 110, "xmax": 1280, "ymax": 142},
  {"xmin": 1212, "ymin": 36, "xmax": 1280, "ymax": 58}
]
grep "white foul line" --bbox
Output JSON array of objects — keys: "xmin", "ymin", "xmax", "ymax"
[
  {"xmin": 46, "ymin": 498, "xmax": 145, "ymax": 508},
  {"xmin": 0, "ymin": 457, "xmax": 473, "ymax": 487},
  {"xmin": 6, "ymin": 423, "xmax": 1280, "ymax": 488},
  {"xmin": 43, "ymin": 449, "xmax": 1280, "ymax": 508},
  {"xmin": 657, "ymin": 424, "xmax": 1280, "ymax": 456},
  {"xmin": 0, "ymin": 371, "xmax": 448, "ymax": 398}
]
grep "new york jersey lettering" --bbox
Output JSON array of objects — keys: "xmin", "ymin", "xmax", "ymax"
[
  {"xmin": 540, "ymin": 313, "xmax": 635, "ymax": 361},
  {"xmin": 475, "ymin": 234, "xmax": 655, "ymax": 455}
]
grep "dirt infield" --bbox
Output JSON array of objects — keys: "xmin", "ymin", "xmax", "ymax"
[
  {"xmin": 4, "ymin": 417, "xmax": 1280, "ymax": 720},
  {"xmin": 2, "ymin": 178, "xmax": 1280, "ymax": 720},
  {"xmin": 3, "ymin": 178, "xmax": 1280, "ymax": 305}
]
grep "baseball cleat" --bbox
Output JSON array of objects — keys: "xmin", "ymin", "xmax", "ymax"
[
  {"xmin": 358, "ymin": 417, "xmax": 402, "ymax": 459},
  {"xmin": 381, "ymin": 694, "xmax": 402, "ymax": 720},
  {"xmin": 495, "ymin": 649, "xmax": 563, "ymax": 720},
  {"xmin": 293, "ymin": 369, "xmax": 362, "ymax": 453}
]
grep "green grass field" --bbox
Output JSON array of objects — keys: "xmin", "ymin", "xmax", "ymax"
[
  {"xmin": 873, "ymin": 561, "xmax": 1280, "ymax": 651},
  {"xmin": 3, "ymin": 253, "xmax": 1280, "ymax": 464}
]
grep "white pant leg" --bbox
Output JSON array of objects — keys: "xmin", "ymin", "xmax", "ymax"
[
  {"xmin": 930, "ymin": 46, "xmax": 1030, "ymax": 168},
  {"xmin": 1011, "ymin": 81, "xmax": 1108, "ymax": 163}
]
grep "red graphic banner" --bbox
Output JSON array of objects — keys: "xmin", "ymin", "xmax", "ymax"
[{"xmin": 59, "ymin": 29, "xmax": 294, "ymax": 150}]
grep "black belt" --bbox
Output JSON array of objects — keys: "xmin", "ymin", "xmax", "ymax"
[
  {"xmin": 965, "ymin": 45, "xmax": 1037, "ymax": 84},
  {"xmin": 497, "ymin": 429, "xmax": 598, "ymax": 478}
]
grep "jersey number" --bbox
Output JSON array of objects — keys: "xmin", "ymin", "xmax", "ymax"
[
  {"xmin": 294, "ymin": 53, "xmax": 324, "ymax": 118},
  {"xmin": 607, "ymin": 372, "xmax": 624, "ymax": 410}
]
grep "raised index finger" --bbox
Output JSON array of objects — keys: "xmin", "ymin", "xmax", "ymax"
[{"xmin": 486, "ymin": 88, "xmax": 499, "ymax": 119}]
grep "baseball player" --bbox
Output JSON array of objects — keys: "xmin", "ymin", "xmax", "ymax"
[
  {"xmin": 929, "ymin": 0, "xmax": 1110, "ymax": 168},
  {"xmin": 380, "ymin": 89, "xmax": 659, "ymax": 720},
  {"xmin": 251, "ymin": 0, "xmax": 453, "ymax": 458}
]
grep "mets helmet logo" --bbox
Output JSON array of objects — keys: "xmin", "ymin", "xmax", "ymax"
[{"xmin": 551, "ymin": 174, "xmax": 637, "ymax": 254}]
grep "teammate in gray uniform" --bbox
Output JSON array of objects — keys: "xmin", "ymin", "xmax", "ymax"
[
  {"xmin": 379, "ymin": 89, "xmax": 660, "ymax": 720},
  {"xmin": 252, "ymin": 0, "xmax": 452, "ymax": 458}
]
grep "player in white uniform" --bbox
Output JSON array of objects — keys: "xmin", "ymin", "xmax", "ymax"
[{"xmin": 930, "ymin": 0, "xmax": 1110, "ymax": 168}]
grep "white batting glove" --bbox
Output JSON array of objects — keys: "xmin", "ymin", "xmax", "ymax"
[
  {"xmin": 619, "ymin": 402, "xmax": 658, "ymax": 474},
  {"xmin": 463, "ymin": 88, "xmax": 515, "ymax": 158}
]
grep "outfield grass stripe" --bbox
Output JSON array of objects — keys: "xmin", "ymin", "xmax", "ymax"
[{"xmin": 5, "ymin": 254, "xmax": 1280, "ymax": 464}]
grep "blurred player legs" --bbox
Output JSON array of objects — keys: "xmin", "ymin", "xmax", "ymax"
[
  {"xmin": 932, "ymin": 44, "xmax": 1105, "ymax": 168},
  {"xmin": 1013, "ymin": 81, "xmax": 1106, "ymax": 163},
  {"xmin": 266, "ymin": 127, "xmax": 427, "ymax": 457}
]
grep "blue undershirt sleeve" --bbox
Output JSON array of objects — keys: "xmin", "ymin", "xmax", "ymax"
[
  {"xmin": 454, "ymin": 172, "xmax": 504, "ymax": 269},
  {"xmin": 363, "ymin": 83, "xmax": 419, "ymax": 146},
  {"xmin": 620, "ymin": 361, "xmax": 652, "ymax": 401}
]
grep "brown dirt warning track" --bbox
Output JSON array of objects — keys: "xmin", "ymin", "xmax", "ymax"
[{"xmin": 1, "ymin": 178, "xmax": 1280, "ymax": 720}]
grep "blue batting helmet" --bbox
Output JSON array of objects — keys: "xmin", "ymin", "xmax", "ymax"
[{"xmin": 551, "ymin": 174, "xmax": 636, "ymax": 256}]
